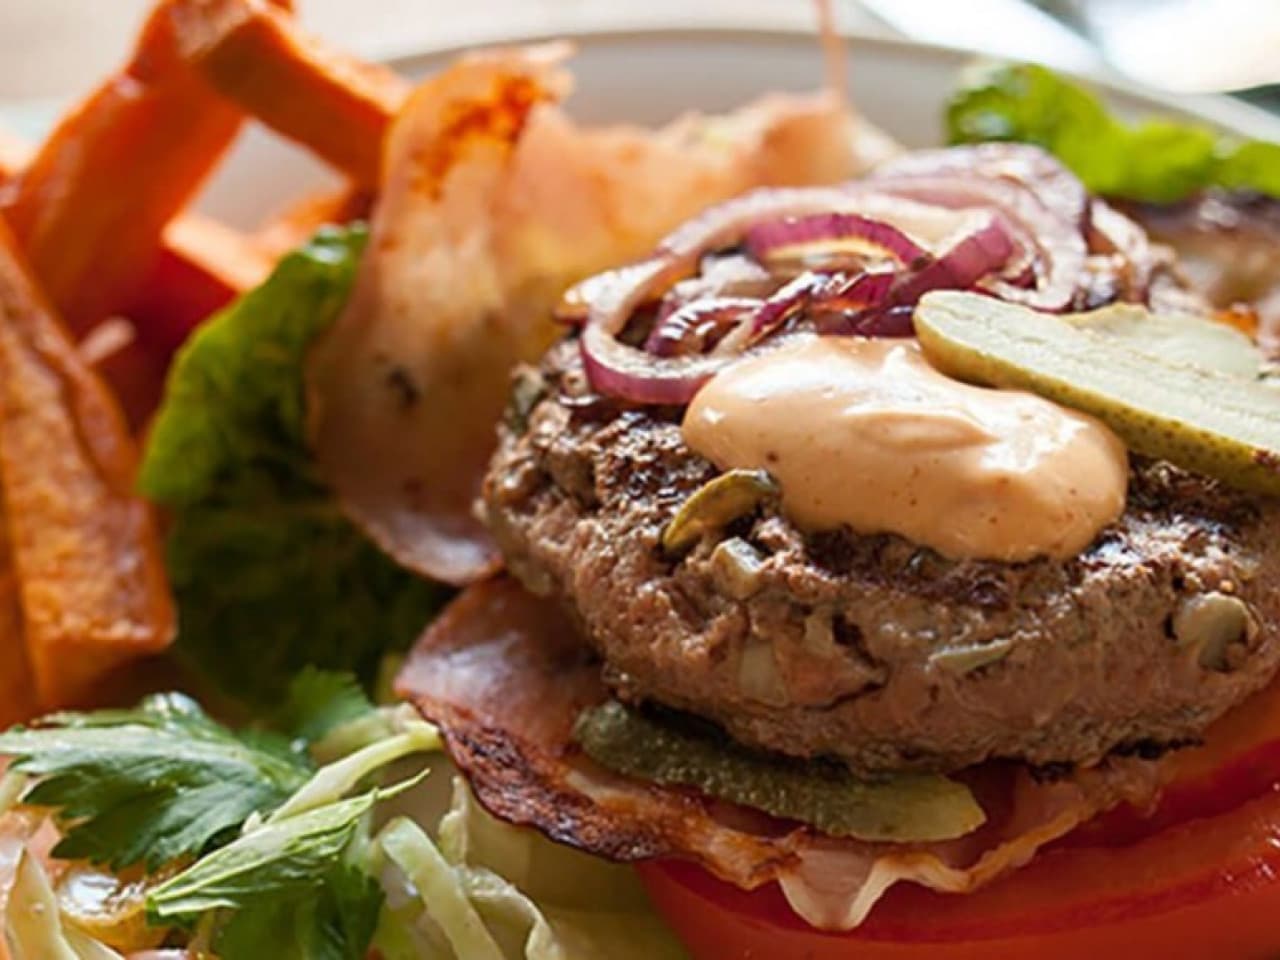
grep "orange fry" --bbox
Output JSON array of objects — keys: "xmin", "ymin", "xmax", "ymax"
[
  {"xmin": 0, "ymin": 0, "xmax": 264, "ymax": 338},
  {"xmin": 128, "ymin": 213, "xmax": 274, "ymax": 358},
  {"xmin": 172, "ymin": 0, "xmax": 408, "ymax": 186},
  {"xmin": 0, "ymin": 121, "xmax": 264, "ymax": 360},
  {"xmin": 0, "ymin": 222, "xmax": 174, "ymax": 709},
  {"xmin": 0, "ymin": 521, "xmax": 37, "ymax": 729}
]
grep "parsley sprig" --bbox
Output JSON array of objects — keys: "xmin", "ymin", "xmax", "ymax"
[{"xmin": 0, "ymin": 693, "xmax": 311, "ymax": 871}]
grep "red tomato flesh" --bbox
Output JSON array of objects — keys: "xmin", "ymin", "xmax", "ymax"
[{"xmin": 640, "ymin": 768, "xmax": 1280, "ymax": 959}]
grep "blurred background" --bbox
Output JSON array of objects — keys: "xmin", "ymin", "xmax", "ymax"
[{"xmin": 2, "ymin": 0, "xmax": 1277, "ymax": 112}]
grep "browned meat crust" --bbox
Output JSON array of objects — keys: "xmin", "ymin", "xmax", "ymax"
[{"xmin": 482, "ymin": 339, "xmax": 1280, "ymax": 774}]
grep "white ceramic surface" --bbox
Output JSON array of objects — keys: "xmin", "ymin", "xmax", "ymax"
[{"xmin": 180, "ymin": 24, "xmax": 1280, "ymax": 230}]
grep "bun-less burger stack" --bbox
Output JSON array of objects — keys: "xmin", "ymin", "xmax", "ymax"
[{"xmin": 399, "ymin": 143, "xmax": 1280, "ymax": 957}]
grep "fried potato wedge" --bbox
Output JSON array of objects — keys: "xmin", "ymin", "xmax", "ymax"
[
  {"xmin": 0, "ymin": 223, "xmax": 174, "ymax": 709},
  {"xmin": 0, "ymin": 0, "xmax": 259, "ymax": 339},
  {"xmin": 172, "ymin": 0, "xmax": 408, "ymax": 186},
  {"xmin": 310, "ymin": 44, "xmax": 891, "ymax": 586}
]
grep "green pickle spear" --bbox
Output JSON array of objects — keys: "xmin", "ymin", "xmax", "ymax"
[{"xmin": 914, "ymin": 291, "xmax": 1280, "ymax": 496}]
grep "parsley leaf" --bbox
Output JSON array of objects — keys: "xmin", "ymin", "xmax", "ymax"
[
  {"xmin": 147, "ymin": 789, "xmax": 380, "ymax": 918},
  {"xmin": 214, "ymin": 863, "xmax": 382, "ymax": 960},
  {"xmin": 275, "ymin": 668, "xmax": 376, "ymax": 746},
  {"xmin": 138, "ymin": 226, "xmax": 445, "ymax": 706},
  {"xmin": 0, "ymin": 694, "xmax": 311, "ymax": 871},
  {"xmin": 147, "ymin": 780, "xmax": 417, "ymax": 960},
  {"xmin": 946, "ymin": 62, "xmax": 1280, "ymax": 203}
]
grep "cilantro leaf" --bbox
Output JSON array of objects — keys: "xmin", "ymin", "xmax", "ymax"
[
  {"xmin": 139, "ymin": 226, "xmax": 445, "ymax": 706},
  {"xmin": 275, "ymin": 669, "xmax": 376, "ymax": 746},
  {"xmin": 946, "ymin": 62, "xmax": 1280, "ymax": 203},
  {"xmin": 0, "ymin": 694, "xmax": 311, "ymax": 871}
]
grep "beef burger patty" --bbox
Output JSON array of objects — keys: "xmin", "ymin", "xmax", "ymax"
[{"xmin": 483, "ymin": 340, "xmax": 1280, "ymax": 774}]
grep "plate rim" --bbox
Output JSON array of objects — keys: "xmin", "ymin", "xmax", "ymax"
[{"xmin": 381, "ymin": 23, "xmax": 1280, "ymax": 143}]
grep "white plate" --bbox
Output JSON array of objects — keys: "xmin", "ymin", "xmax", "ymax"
[{"xmin": 187, "ymin": 24, "xmax": 1280, "ymax": 229}]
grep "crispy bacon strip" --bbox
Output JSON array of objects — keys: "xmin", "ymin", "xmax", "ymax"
[
  {"xmin": 171, "ymin": 0, "xmax": 409, "ymax": 186},
  {"xmin": 0, "ymin": 223, "xmax": 174, "ymax": 709},
  {"xmin": 308, "ymin": 45, "xmax": 572, "ymax": 586},
  {"xmin": 398, "ymin": 577, "xmax": 1161, "ymax": 930},
  {"xmin": 0, "ymin": 0, "xmax": 280, "ymax": 338}
]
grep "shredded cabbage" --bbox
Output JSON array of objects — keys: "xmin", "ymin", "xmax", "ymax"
[{"xmin": 373, "ymin": 776, "xmax": 688, "ymax": 960}]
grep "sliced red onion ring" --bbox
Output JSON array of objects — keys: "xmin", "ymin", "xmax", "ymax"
[
  {"xmin": 579, "ymin": 145, "xmax": 1114, "ymax": 405},
  {"xmin": 865, "ymin": 175, "xmax": 1084, "ymax": 311},
  {"xmin": 581, "ymin": 259, "xmax": 741, "ymax": 405},
  {"xmin": 874, "ymin": 143, "xmax": 1089, "ymax": 230},
  {"xmin": 745, "ymin": 212, "xmax": 929, "ymax": 268},
  {"xmin": 747, "ymin": 268, "xmax": 898, "ymax": 341},
  {"xmin": 644, "ymin": 296, "xmax": 760, "ymax": 356},
  {"xmin": 887, "ymin": 213, "xmax": 1015, "ymax": 307},
  {"xmin": 1089, "ymin": 199, "xmax": 1161, "ymax": 302},
  {"xmin": 750, "ymin": 272, "xmax": 834, "ymax": 339}
]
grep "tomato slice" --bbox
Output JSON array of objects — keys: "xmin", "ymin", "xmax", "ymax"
[
  {"xmin": 1068, "ymin": 676, "xmax": 1280, "ymax": 848},
  {"xmin": 638, "ymin": 784, "xmax": 1280, "ymax": 960}
]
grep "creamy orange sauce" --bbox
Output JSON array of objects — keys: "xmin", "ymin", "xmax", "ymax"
[{"xmin": 682, "ymin": 337, "xmax": 1128, "ymax": 561}]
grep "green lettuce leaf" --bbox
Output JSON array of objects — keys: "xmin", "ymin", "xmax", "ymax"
[
  {"xmin": 946, "ymin": 62, "xmax": 1280, "ymax": 203},
  {"xmin": 138, "ymin": 226, "xmax": 444, "ymax": 705}
]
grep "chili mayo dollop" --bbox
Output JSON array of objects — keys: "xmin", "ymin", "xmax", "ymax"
[{"xmin": 682, "ymin": 336, "xmax": 1128, "ymax": 561}]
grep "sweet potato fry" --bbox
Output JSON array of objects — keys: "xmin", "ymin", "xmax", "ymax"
[
  {"xmin": 0, "ymin": 123, "xmax": 263, "ymax": 359},
  {"xmin": 171, "ymin": 0, "xmax": 408, "ymax": 186},
  {"xmin": 128, "ymin": 213, "xmax": 274, "ymax": 358},
  {"xmin": 0, "ymin": 0, "xmax": 266, "ymax": 338},
  {"xmin": 0, "ymin": 521, "xmax": 37, "ymax": 729},
  {"xmin": 0, "ymin": 222, "xmax": 174, "ymax": 709}
]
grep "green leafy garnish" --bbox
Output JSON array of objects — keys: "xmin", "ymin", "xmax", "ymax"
[
  {"xmin": 214, "ymin": 863, "xmax": 383, "ymax": 960},
  {"xmin": 148, "ymin": 779, "xmax": 416, "ymax": 960},
  {"xmin": 148, "ymin": 785, "xmax": 386, "ymax": 917},
  {"xmin": 0, "ymin": 694, "xmax": 311, "ymax": 871},
  {"xmin": 276, "ymin": 668, "xmax": 376, "ymax": 745},
  {"xmin": 139, "ymin": 226, "xmax": 444, "ymax": 705},
  {"xmin": 946, "ymin": 62, "xmax": 1280, "ymax": 203}
]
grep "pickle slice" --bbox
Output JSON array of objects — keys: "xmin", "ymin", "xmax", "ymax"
[
  {"xmin": 574, "ymin": 701, "xmax": 985, "ymax": 842},
  {"xmin": 1063, "ymin": 304, "xmax": 1264, "ymax": 378},
  {"xmin": 915, "ymin": 291, "xmax": 1280, "ymax": 496}
]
